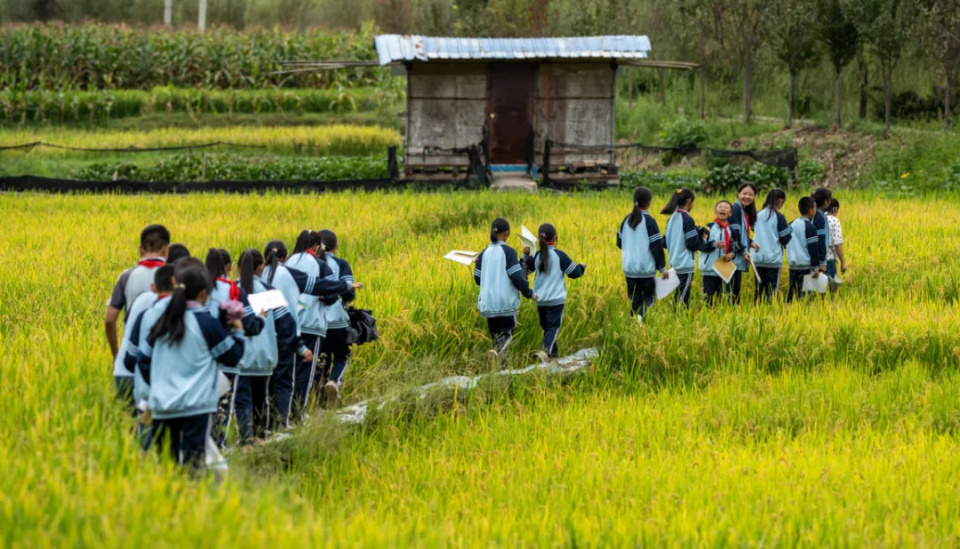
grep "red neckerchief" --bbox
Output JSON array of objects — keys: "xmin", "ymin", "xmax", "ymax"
[
  {"xmin": 306, "ymin": 249, "xmax": 317, "ymax": 257},
  {"xmin": 217, "ymin": 277, "xmax": 240, "ymax": 301},
  {"xmin": 714, "ymin": 219, "xmax": 731, "ymax": 253},
  {"xmin": 138, "ymin": 258, "xmax": 165, "ymax": 268},
  {"xmin": 737, "ymin": 203, "xmax": 752, "ymax": 239}
]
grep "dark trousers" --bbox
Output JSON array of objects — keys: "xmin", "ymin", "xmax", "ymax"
[
  {"xmin": 235, "ymin": 375, "xmax": 270, "ymax": 444},
  {"xmin": 487, "ymin": 315, "xmax": 516, "ymax": 354},
  {"xmin": 269, "ymin": 352, "xmax": 297, "ymax": 430},
  {"xmin": 675, "ymin": 272, "xmax": 693, "ymax": 307},
  {"xmin": 625, "ymin": 276, "xmax": 656, "ymax": 317},
  {"xmin": 537, "ymin": 304, "xmax": 564, "ymax": 357},
  {"xmin": 152, "ymin": 413, "xmax": 210, "ymax": 472},
  {"xmin": 756, "ymin": 266, "xmax": 781, "ymax": 303},
  {"xmin": 212, "ymin": 371, "xmax": 236, "ymax": 448},
  {"xmin": 292, "ymin": 333, "xmax": 322, "ymax": 423},
  {"xmin": 730, "ymin": 270, "xmax": 744, "ymax": 305},
  {"xmin": 320, "ymin": 327, "xmax": 352, "ymax": 386},
  {"xmin": 702, "ymin": 276, "xmax": 729, "ymax": 306},
  {"xmin": 787, "ymin": 269, "xmax": 811, "ymax": 302}
]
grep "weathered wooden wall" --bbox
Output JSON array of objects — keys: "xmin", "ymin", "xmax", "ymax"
[{"xmin": 404, "ymin": 61, "xmax": 615, "ymax": 168}]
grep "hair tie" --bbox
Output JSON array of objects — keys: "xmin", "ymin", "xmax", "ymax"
[
  {"xmin": 271, "ymin": 248, "xmax": 278, "ymax": 253},
  {"xmin": 177, "ymin": 283, "xmax": 185, "ymax": 289},
  {"xmin": 676, "ymin": 189, "xmax": 682, "ymax": 194},
  {"xmin": 540, "ymin": 233, "xmax": 547, "ymax": 239}
]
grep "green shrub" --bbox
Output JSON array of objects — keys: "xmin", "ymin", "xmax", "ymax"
[
  {"xmin": 702, "ymin": 164, "xmax": 790, "ymax": 195},
  {"xmin": 659, "ymin": 118, "xmax": 708, "ymax": 165},
  {"xmin": 797, "ymin": 159, "xmax": 826, "ymax": 186},
  {"xmin": 620, "ymin": 171, "xmax": 703, "ymax": 193}
]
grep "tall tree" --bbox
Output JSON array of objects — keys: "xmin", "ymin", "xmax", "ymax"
[
  {"xmin": 769, "ymin": 0, "xmax": 820, "ymax": 127},
  {"xmin": 917, "ymin": 0, "xmax": 960, "ymax": 130},
  {"xmin": 844, "ymin": 0, "xmax": 913, "ymax": 136},
  {"xmin": 815, "ymin": 0, "xmax": 859, "ymax": 129}
]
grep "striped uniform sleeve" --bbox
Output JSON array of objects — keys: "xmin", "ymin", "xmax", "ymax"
[
  {"xmin": 682, "ymin": 213, "xmax": 701, "ymax": 252},
  {"xmin": 557, "ymin": 250, "xmax": 586, "ymax": 279},
  {"xmin": 521, "ymin": 253, "xmax": 535, "ymax": 276},
  {"xmin": 273, "ymin": 305, "xmax": 299, "ymax": 360},
  {"xmin": 473, "ymin": 249, "xmax": 483, "ymax": 286},
  {"xmin": 814, "ymin": 213, "xmax": 828, "ymax": 268},
  {"xmin": 645, "ymin": 215, "xmax": 666, "ymax": 273},
  {"xmin": 337, "ymin": 259, "xmax": 356, "ymax": 304},
  {"xmin": 616, "ymin": 215, "xmax": 628, "ymax": 249},
  {"xmin": 195, "ymin": 310, "xmax": 245, "ymax": 368},
  {"xmin": 777, "ymin": 212, "xmax": 792, "ymax": 247},
  {"xmin": 805, "ymin": 222, "xmax": 821, "ymax": 268},
  {"xmin": 503, "ymin": 247, "xmax": 534, "ymax": 299},
  {"xmin": 237, "ymin": 287, "xmax": 265, "ymax": 336},
  {"xmin": 123, "ymin": 310, "xmax": 147, "ymax": 374}
]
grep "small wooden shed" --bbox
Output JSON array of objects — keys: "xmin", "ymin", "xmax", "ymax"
[{"xmin": 374, "ymin": 35, "xmax": 652, "ymax": 183}]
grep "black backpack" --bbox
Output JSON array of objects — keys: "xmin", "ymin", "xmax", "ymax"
[{"xmin": 346, "ymin": 307, "xmax": 379, "ymax": 346}]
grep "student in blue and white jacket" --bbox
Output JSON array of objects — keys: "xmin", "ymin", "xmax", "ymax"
[
  {"xmin": 521, "ymin": 223, "xmax": 586, "ymax": 359},
  {"xmin": 617, "ymin": 187, "xmax": 666, "ymax": 325},
  {"xmin": 811, "ymin": 187, "xmax": 832, "ymax": 274},
  {"xmin": 262, "ymin": 239, "xmax": 360, "ymax": 427},
  {"xmin": 204, "ymin": 248, "xmax": 265, "ymax": 447},
  {"xmin": 474, "ymin": 218, "xmax": 537, "ymax": 358},
  {"xmin": 752, "ymin": 188, "xmax": 792, "ymax": 302},
  {"xmin": 316, "ymin": 230, "xmax": 364, "ymax": 408},
  {"xmin": 698, "ymin": 200, "xmax": 742, "ymax": 306},
  {"xmin": 729, "ymin": 183, "xmax": 760, "ymax": 305},
  {"xmin": 138, "ymin": 264, "xmax": 245, "ymax": 472},
  {"xmin": 786, "ymin": 196, "xmax": 823, "ymax": 302},
  {"xmin": 234, "ymin": 249, "xmax": 299, "ymax": 444},
  {"xmin": 660, "ymin": 188, "xmax": 701, "ymax": 307}
]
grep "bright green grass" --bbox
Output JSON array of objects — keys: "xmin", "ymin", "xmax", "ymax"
[{"xmin": 2, "ymin": 190, "xmax": 959, "ymax": 547}]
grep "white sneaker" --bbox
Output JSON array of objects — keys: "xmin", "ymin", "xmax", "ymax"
[
  {"xmin": 322, "ymin": 381, "xmax": 341, "ymax": 409},
  {"xmin": 636, "ymin": 315, "xmax": 644, "ymax": 326}
]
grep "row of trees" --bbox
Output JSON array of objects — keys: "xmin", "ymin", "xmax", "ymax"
[{"xmin": 674, "ymin": 0, "xmax": 960, "ymax": 132}]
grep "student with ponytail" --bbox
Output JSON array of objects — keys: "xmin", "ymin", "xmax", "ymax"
[
  {"xmin": 473, "ymin": 218, "xmax": 537, "ymax": 358},
  {"xmin": 729, "ymin": 182, "xmax": 760, "ymax": 304},
  {"xmin": 228, "ymin": 249, "xmax": 300, "ymax": 444},
  {"xmin": 284, "ymin": 231, "xmax": 363, "ymax": 421},
  {"xmin": 617, "ymin": 187, "xmax": 666, "ymax": 325},
  {"xmin": 521, "ymin": 223, "xmax": 586, "ymax": 360},
  {"xmin": 661, "ymin": 188, "xmax": 701, "ymax": 307},
  {"xmin": 698, "ymin": 200, "xmax": 742, "ymax": 306},
  {"xmin": 204, "ymin": 248, "xmax": 265, "ymax": 448},
  {"xmin": 138, "ymin": 264, "xmax": 245, "ymax": 472},
  {"xmin": 752, "ymin": 189, "xmax": 793, "ymax": 301}
]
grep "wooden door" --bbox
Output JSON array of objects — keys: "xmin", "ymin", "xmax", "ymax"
[{"xmin": 486, "ymin": 63, "xmax": 536, "ymax": 164}]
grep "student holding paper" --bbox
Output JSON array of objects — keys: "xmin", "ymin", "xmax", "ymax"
[
  {"xmin": 698, "ymin": 200, "xmax": 742, "ymax": 306},
  {"xmin": 233, "ymin": 249, "xmax": 299, "ymax": 445},
  {"xmin": 752, "ymin": 189, "xmax": 793, "ymax": 302},
  {"xmin": 617, "ymin": 187, "xmax": 666, "ymax": 325},
  {"xmin": 661, "ymin": 188, "xmax": 701, "ymax": 307},
  {"xmin": 786, "ymin": 197, "xmax": 823, "ymax": 302},
  {"xmin": 729, "ymin": 183, "xmax": 760, "ymax": 305},
  {"xmin": 521, "ymin": 223, "xmax": 586, "ymax": 360},
  {"xmin": 316, "ymin": 230, "xmax": 360, "ymax": 409},
  {"xmin": 474, "ymin": 218, "xmax": 537, "ymax": 358}
]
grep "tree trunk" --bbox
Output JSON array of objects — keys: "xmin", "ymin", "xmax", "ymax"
[
  {"xmin": 198, "ymin": 0, "xmax": 208, "ymax": 31},
  {"xmin": 945, "ymin": 58, "xmax": 952, "ymax": 132},
  {"xmin": 859, "ymin": 57, "xmax": 868, "ymax": 120},
  {"xmin": 163, "ymin": 0, "xmax": 173, "ymax": 26},
  {"xmin": 883, "ymin": 63, "xmax": 892, "ymax": 138},
  {"xmin": 833, "ymin": 68, "xmax": 842, "ymax": 130},
  {"xmin": 787, "ymin": 71, "xmax": 796, "ymax": 128},
  {"xmin": 699, "ymin": 68, "xmax": 706, "ymax": 120},
  {"xmin": 628, "ymin": 69, "xmax": 634, "ymax": 108},
  {"xmin": 743, "ymin": 53, "xmax": 753, "ymax": 124}
]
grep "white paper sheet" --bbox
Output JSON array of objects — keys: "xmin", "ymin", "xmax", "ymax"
[
  {"xmin": 247, "ymin": 289, "xmax": 288, "ymax": 312},
  {"xmin": 519, "ymin": 225, "xmax": 537, "ymax": 251},
  {"xmin": 444, "ymin": 250, "xmax": 480, "ymax": 265},
  {"xmin": 802, "ymin": 273, "xmax": 829, "ymax": 294},
  {"xmin": 655, "ymin": 268, "xmax": 681, "ymax": 300}
]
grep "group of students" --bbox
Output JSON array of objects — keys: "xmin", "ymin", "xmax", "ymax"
[
  {"xmin": 471, "ymin": 184, "xmax": 847, "ymax": 357},
  {"xmin": 105, "ymin": 225, "xmax": 362, "ymax": 470}
]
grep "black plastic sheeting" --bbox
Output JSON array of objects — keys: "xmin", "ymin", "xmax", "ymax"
[{"xmin": 0, "ymin": 175, "xmax": 400, "ymax": 194}]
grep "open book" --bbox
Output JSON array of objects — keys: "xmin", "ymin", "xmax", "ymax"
[
  {"xmin": 519, "ymin": 225, "xmax": 538, "ymax": 251},
  {"xmin": 711, "ymin": 257, "xmax": 737, "ymax": 283},
  {"xmin": 444, "ymin": 250, "xmax": 481, "ymax": 265}
]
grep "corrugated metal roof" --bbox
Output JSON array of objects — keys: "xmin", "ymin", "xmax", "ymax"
[{"xmin": 374, "ymin": 35, "xmax": 650, "ymax": 65}]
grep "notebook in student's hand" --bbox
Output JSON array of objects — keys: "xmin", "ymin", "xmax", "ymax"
[
  {"xmin": 444, "ymin": 250, "xmax": 480, "ymax": 265},
  {"xmin": 712, "ymin": 258, "xmax": 737, "ymax": 283},
  {"xmin": 519, "ymin": 225, "xmax": 537, "ymax": 251},
  {"xmin": 655, "ymin": 268, "xmax": 681, "ymax": 300}
]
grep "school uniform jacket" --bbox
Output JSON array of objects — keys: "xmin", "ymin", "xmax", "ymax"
[
  {"xmin": 522, "ymin": 246, "xmax": 586, "ymax": 307},
  {"xmin": 124, "ymin": 296, "xmax": 171, "ymax": 404},
  {"xmin": 322, "ymin": 254, "xmax": 356, "ymax": 331},
  {"xmin": 207, "ymin": 279, "xmax": 265, "ymax": 375},
  {"xmin": 752, "ymin": 208, "xmax": 792, "ymax": 268},
  {"xmin": 109, "ymin": 257, "xmax": 165, "ymax": 321},
  {"xmin": 113, "ymin": 291, "xmax": 160, "ymax": 379},
  {"xmin": 474, "ymin": 241, "xmax": 534, "ymax": 318},
  {"xmin": 140, "ymin": 301, "xmax": 245, "ymax": 420},
  {"xmin": 617, "ymin": 212, "xmax": 666, "ymax": 278},
  {"xmin": 698, "ymin": 222, "xmax": 743, "ymax": 277},
  {"xmin": 787, "ymin": 218, "xmax": 821, "ymax": 270},
  {"xmin": 285, "ymin": 251, "xmax": 339, "ymax": 337},
  {"xmin": 663, "ymin": 210, "xmax": 701, "ymax": 275},
  {"xmin": 729, "ymin": 202, "xmax": 752, "ymax": 272},
  {"xmin": 240, "ymin": 278, "xmax": 299, "ymax": 376},
  {"xmin": 812, "ymin": 209, "xmax": 830, "ymax": 270}
]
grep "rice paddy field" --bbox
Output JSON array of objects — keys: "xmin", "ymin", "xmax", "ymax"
[{"xmin": 3, "ymin": 189, "xmax": 960, "ymax": 547}]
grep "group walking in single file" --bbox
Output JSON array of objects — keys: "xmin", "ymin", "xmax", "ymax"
[{"xmin": 107, "ymin": 185, "xmax": 846, "ymax": 472}]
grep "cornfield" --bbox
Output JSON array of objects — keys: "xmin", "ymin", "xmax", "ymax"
[
  {"xmin": 3, "ymin": 190, "xmax": 960, "ymax": 546},
  {"xmin": 0, "ymin": 23, "xmax": 381, "ymax": 90}
]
